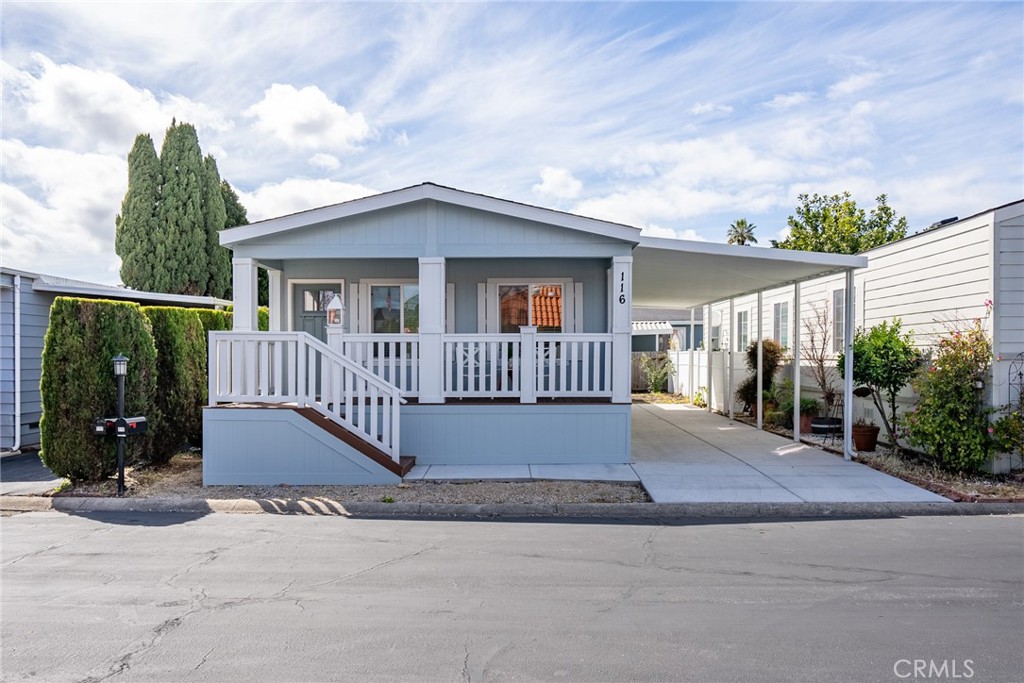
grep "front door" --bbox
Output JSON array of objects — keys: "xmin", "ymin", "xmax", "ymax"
[{"xmin": 293, "ymin": 284, "xmax": 339, "ymax": 343}]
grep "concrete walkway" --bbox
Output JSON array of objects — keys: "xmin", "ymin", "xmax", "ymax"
[{"xmin": 631, "ymin": 403, "xmax": 950, "ymax": 504}]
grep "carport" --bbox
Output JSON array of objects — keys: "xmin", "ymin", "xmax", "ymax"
[{"xmin": 630, "ymin": 237, "xmax": 867, "ymax": 459}]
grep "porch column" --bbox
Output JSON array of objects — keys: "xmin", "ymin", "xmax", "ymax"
[
  {"xmin": 843, "ymin": 269, "xmax": 855, "ymax": 460},
  {"xmin": 705, "ymin": 304, "xmax": 712, "ymax": 413},
  {"xmin": 232, "ymin": 257, "xmax": 258, "ymax": 331},
  {"xmin": 611, "ymin": 256, "xmax": 633, "ymax": 403},
  {"xmin": 793, "ymin": 282, "xmax": 802, "ymax": 443},
  {"xmin": 267, "ymin": 268, "xmax": 287, "ymax": 332},
  {"xmin": 728, "ymin": 298, "xmax": 735, "ymax": 422},
  {"xmin": 419, "ymin": 256, "xmax": 446, "ymax": 404},
  {"xmin": 756, "ymin": 291, "xmax": 763, "ymax": 430}
]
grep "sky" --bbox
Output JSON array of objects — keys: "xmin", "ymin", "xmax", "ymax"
[{"xmin": 2, "ymin": 1, "xmax": 1022, "ymax": 286}]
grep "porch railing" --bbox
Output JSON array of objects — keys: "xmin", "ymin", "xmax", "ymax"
[
  {"xmin": 338, "ymin": 334, "xmax": 420, "ymax": 396},
  {"xmin": 208, "ymin": 331, "xmax": 404, "ymax": 461}
]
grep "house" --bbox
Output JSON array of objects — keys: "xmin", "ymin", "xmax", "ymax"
[
  {"xmin": 0, "ymin": 267, "xmax": 229, "ymax": 453},
  {"xmin": 631, "ymin": 308, "xmax": 704, "ymax": 353},
  {"xmin": 205, "ymin": 182, "xmax": 866, "ymax": 485},
  {"xmin": 667, "ymin": 199, "xmax": 1024, "ymax": 469}
]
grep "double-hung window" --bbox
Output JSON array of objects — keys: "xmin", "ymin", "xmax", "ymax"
[
  {"xmin": 736, "ymin": 310, "xmax": 750, "ymax": 351},
  {"xmin": 498, "ymin": 283, "xmax": 563, "ymax": 333},
  {"xmin": 832, "ymin": 288, "xmax": 845, "ymax": 353},
  {"xmin": 773, "ymin": 301, "xmax": 790, "ymax": 349}
]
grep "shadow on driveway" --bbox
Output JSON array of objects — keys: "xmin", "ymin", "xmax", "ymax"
[{"xmin": 1, "ymin": 452, "xmax": 62, "ymax": 496}]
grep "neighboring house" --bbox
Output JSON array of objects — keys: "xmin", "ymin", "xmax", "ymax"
[
  {"xmin": 0, "ymin": 267, "xmax": 229, "ymax": 452},
  {"xmin": 631, "ymin": 308, "xmax": 704, "ymax": 352},
  {"xmin": 206, "ymin": 182, "xmax": 865, "ymax": 484},
  {"xmin": 669, "ymin": 199, "xmax": 1024, "ymax": 468}
]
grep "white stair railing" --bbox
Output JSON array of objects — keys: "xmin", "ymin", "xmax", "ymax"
[{"xmin": 209, "ymin": 332, "xmax": 404, "ymax": 461}]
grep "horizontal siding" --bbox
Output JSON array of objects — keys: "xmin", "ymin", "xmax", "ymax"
[{"xmin": 996, "ymin": 211, "xmax": 1024, "ymax": 362}]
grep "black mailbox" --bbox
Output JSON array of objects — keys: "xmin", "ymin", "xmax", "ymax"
[
  {"xmin": 122, "ymin": 417, "xmax": 147, "ymax": 435},
  {"xmin": 92, "ymin": 418, "xmax": 110, "ymax": 436}
]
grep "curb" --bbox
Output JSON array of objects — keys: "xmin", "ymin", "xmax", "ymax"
[{"xmin": 3, "ymin": 495, "xmax": 1024, "ymax": 519}]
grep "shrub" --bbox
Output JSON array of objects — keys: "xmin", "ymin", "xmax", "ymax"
[
  {"xmin": 40, "ymin": 298, "xmax": 159, "ymax": 481},
  {"xmin": 735, "ymin": 338, "xmax": 784, "ymax": 411},
  {"xmin": 639, "ymin": 353, "xmax": 673, "ymax": 392},
  {"xmin": 838, "ymin": 319, "xmax": 921, "ymax": 452},
  {"xmin": 194, "ymin": 308, "xmax": 232, "ymax": 336},
  {"xmin": 142, "ymin": 307, "xmax": 206, "ymax": 461},
  {"xmin": 218, "ymin": 305, "xmax": 270, "ymax": 331},
  {"xmin": 903, "ymin": 314, "xmax": 994, "ymax": 473}
]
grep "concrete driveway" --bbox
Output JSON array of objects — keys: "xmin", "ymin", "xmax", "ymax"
[
  {"xmin": 0, "ymin": 452, "xmax": 62, "ymax": 496},
  {"xmin": 632, "ymin": 403, "xmax": 950, "ymax": 504}
]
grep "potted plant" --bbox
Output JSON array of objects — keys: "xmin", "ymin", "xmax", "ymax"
[
  {"xmin": 851, "ymin": 417, "xmax": 881, "ymax": 452},
  {"xmin": 802, "ymin": 304, "xmax": 842, "ymax": 434},
  {"xmin": 798, "ymin": 397, "xmax": 820, "ymax": 434}
]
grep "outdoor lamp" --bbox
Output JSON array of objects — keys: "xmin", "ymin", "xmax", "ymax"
[
  {"xmin": 326, "ymin": 295, "xmax": 344, "ymax": 327},
  {"xmin": 113, "ymin": 355, "xmax": 128, "ymax": 377}
]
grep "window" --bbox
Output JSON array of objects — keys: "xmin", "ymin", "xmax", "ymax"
[
  {"xmin": 371, "ymin": 285, "xmax": 419, "ymax": 333},
  {"xmin": 773, "ymin": 301, "xmax": 789, "ymax": 349},
  {"xmin": 832, "ymin": 288, "xmax": 845, "ymax": 352},
  {"xmin": 710, "ymin": 324, "xmax": 721, "ymax": 351},
  {"xmin": 736, "ymin": 310, "xmax": 749, "ymax": 351},
  {"xmin": 303, "ymin": 289, "xmax": 336, "ymax": 312},
  {"xmin": 498, "ymin": 283, "xmax": 563, "ymax": 333}
]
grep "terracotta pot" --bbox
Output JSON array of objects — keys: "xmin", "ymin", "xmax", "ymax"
[
  {"xmin": 799, "ymin": 414, "xmax": 813, "ymax": 434},
  {"xmin": 852, "ymin": 424, "xmax": 881, "ymax": 452}
]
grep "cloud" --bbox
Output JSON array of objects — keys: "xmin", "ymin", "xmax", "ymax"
[
  {"xmin": 828, "ymin": 72, "xmax": 883, "ymax": 99},
  {"xmin": 2, "ymin": 53, "xmax": 231, "ymax": 154},
  {"xmin": 0, "ymin": 140, "xmax": 126, "ymax": 282},
  {"xmin": 761, "ymin": 92, "xmax": 813, "ymax": 110},
  {"xmin": 244, "ymin": 84, "xmax": 371, "ymax": 152},
  {"xmin": 308, "ymin": 153, "xmax": 341, "ymax": 171},
  {"xmin": 238, "ymin": 178, "xmax": 379, "ymax": 222},
  {"xmin": 688, "ymin": 102, "xmax": 733, "ymax": 116},
  {"xmin": 532, "ymin": 167, "xmax": 582, "ymax": 199},
  {"xmin": 641, "ymin": 224, "xmax": 707, "ymax": 241}
]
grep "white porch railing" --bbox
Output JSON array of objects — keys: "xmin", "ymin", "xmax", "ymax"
[
  {"xmin": 339, "ymin": 334, "xmax": 420, "ymax": 396},
  {"xmin": 442, "ymin": 333, "xmax": 613, "ymax": 399},
  {"xmin": 208, "ymin": 331, "xmax": 404, "ymax": 461}
]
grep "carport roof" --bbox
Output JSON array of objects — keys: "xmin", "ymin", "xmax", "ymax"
[{"xmin": 632, "ymin": 237, "xmax": 867, "ymax": 310}]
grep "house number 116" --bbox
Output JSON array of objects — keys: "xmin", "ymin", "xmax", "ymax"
[{"xmin": 618, "ymin": 272, "xmax": 626, "ymax": 304}]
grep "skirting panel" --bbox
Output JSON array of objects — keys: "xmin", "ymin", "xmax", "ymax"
[
  {"xmin": 402, "ymin": 403, "xmax": 631, "ymax": 465},
  {"xmin": 203, "ymin": 407, "xmax": 401, "ymax": 485}
]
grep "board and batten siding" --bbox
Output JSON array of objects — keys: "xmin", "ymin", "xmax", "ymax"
[{"xmin": 0, "ymin": 274, "xmax": 54, "ymax": 450}]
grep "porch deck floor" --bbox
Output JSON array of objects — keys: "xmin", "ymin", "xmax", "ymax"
[{"xmin": 405, "ymin": 404, "xmax": 950, "ymax": 505}]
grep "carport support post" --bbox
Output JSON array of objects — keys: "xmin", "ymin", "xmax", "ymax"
[
  {"xmin": 705, "ymin": 304, "xmax": 712, "ymax": 412},
  {"xmin": 843, "ymin": 270, "xmax": 855, "ymax": 460},
  {"xmin": 756, "ymin": 291, "xmax": 763, "ymax": 430},
  {"xmin": 728, "ymin": 299, "xmax": 734, "ymax": 422},
  {"xmin": 793, "ymin": 282, "xmax": 802, "ymax": 443}
]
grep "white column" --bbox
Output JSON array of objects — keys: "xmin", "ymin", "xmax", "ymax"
[
  {"xmin": 267, "ymin": 268, "xmax": 287, "ymax": 332},
  {"xmin": 705, "ymin": 304, "xmax": 712, "ymax": 413},
  {"xmin": 843, "ymin": 270, "xmax": 855, "ymax": 459},
  {"xmin": 728, "ymin": 298, "xmax": 735, "ymax": 422},
  {"xmin": 793, "ymin": 283, "xmax": 802, "ymax": 443},
  {"xmin": 756, "ymin": 291, "xmax": 763, "ymax": 430},
  {"xmin": 231, "ymin": 257, "xmax": 258, "ymax": 332},
  {"xmin": 611, "ymin": 256, "xmax": 632, "ymax": 404},
  {"xmin": 419, "ymin": 256, "xmax": 446, "ymax": 404},
  {"xmin": 520, "ymin": 325, "xmax": 538, "ymax": 404}
]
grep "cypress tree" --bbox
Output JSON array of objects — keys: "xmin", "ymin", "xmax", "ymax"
[
  {"xmin": 115, "ymin": 134, "xmax": 162, "ymax": 291},
  {"xmin": 202, "ymin": 156, "xmax": 230, "ymax": 298},
  {"xmin": 158, "ymin": 121, "xmax": 208, "ymax": 295},
  {"xmin": 221, "ymin": 180, "xmax": 269, "ymax": 305}
]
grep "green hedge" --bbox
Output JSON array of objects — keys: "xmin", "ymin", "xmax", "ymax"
[
  {"xmin": 142, "ymin": 307, "xmax": 206, "ymax": 462},
  {"xmin": 219, "ymin": 305, "xmax": 270, "ymax": 331},
  {"xmin": 40, "ymin": 298, "xmax": 159, "ymax": 481},
  {"xmin": 194, "ymin": 308, "xmax": 232, "ymax": 335}
]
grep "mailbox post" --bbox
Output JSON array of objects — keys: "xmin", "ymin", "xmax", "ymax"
[{"xmin": 112, "ymin": 355, "xmax": 128, "ymax": 496}]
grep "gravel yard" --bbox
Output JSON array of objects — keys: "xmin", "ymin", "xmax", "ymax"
[{"xmin": 51, "ymin": 453, "xmax": 651, "ymax": 504}]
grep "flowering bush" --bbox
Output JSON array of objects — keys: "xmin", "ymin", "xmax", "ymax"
[
  {"xmin": 903, "ymin": 313, "xmax": 994, "ymax": 473},
  {"xmin": 992, "ymin": 409, "xmax": 1024, "ymax": 457}
]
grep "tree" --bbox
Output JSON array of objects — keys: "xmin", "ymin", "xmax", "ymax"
[
  {"xmin": 727, "ymin": 218, "xmax": 757, "ymax": 245},
  {"xmin": 838, "ymin": 319, "xmax": 921, "ymax": 452},
  {"xmin": 115, "ymin": 134, "xmax": 162, "ymax": 290},
  {"xmin": 802, "ymin": 302, "xmax": 839, "ymax": 417},
  {"xmin": 771, "ymin": 192, "xmax": 908, "ymax": 254},
  {"xmin": 115, "ymin": 120, "xmax": 248, "ymax": 298},
  {"xmin": 158, "ymin": 121, "xmax": 208, "ymax": 295}
]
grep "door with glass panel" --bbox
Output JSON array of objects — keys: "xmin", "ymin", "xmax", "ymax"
[{"xmin": 294, "ymin": 285, "xmax": 338, "ymax": 343}]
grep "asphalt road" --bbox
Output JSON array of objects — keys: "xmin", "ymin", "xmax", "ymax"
[{"xmin": 2, "ymin": 512, "xmax": 1022, "ymax": 683}]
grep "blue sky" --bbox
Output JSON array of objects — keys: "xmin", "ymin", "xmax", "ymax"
[{"xmin": 2, "ymin": 1, "xmax": 1022, "ymax": 285}]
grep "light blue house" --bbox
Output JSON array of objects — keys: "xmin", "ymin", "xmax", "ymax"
[{"xmin": 205, "ymin": 183, "xmax": 865, "ymax": 484}]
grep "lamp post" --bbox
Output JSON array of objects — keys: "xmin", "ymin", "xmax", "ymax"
[{"xmin": 113, "ymin": 355, "xmax": 128, "ymax": 497}]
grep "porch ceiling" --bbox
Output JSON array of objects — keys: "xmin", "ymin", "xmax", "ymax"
[{"xmin": 632, "ymin": 237, "xmax": 867, "ymax": 310}]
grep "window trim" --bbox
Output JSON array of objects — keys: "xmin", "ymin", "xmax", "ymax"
[
  {"xmin": 736, "ymin": 309, "xmax": 750, "ymax": 352},
  {"xmin": 832, "ymin": 288, "xmax": 846, "ymax": 353},
  {"xmin": 773, "ymin": 301, "xmax": 790, "ymax": 349},
  {"xmin": 286, "ymin": 279, "xmax": 345, "ymax": 332}
]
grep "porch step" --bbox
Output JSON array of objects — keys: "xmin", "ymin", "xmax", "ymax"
[{"xmin": 293, "ymin": 407, "xmax": 415, "ymax": 477}]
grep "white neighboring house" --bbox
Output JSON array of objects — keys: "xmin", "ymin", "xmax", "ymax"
[
  {"xmin": 0, "ymin": 267, "xmax": 229, "ymax": 453},
  {"xmin": 669, "ymin": 199, "xmax": 1024, "ymax": 470},
  {"xmin": 206, "ymin": 182, "xmax": 866, "ymax": 485}
]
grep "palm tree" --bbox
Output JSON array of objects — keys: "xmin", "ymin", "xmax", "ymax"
[{"xmin": 727, "ymin": 218, "xmax": 757, "ymax": 245}]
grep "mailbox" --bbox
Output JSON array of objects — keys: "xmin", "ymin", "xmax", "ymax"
[
  {"xmin": 117, "ymin": 417, "xmax": 148, "ymax": 436},
  {"xmin": 93, "ymin": 418, "xmax": 111, "ymax": 436}
]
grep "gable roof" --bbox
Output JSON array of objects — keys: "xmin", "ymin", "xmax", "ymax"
[{"xmin": 220, "ymin": 182, "xmax": 643, "ymax": 247}]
